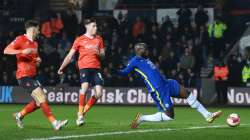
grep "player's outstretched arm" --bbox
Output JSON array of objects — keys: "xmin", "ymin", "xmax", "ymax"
[
  {"xmin": 58, "ymin": 48, "xmax": 76, "ymax": 75},
  {"xmin": 117, "ymin": 57, "xmax": 137, "ymax": 76},
  {"xmin": 4, "ymin": 46, "xmax": 22, "ymax": 55},
  {"xmin": 4, "ymin": 36, "xmax": 34, "ymax": 55},
  {"xmin": 4, "ymin": 46, "xmax": 34, "ymax": 55}
]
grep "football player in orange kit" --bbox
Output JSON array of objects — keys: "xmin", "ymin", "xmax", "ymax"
[
  {"xmin": 58, "ymin": 18, "xmax": 105, "ymax": 126},
  {"xmin": 4, "ymin": 20, "xmax": 68, "ymax": 130}
]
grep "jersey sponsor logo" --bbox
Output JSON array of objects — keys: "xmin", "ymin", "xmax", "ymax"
[
  {"xmin": 79, "ymin": 40, "xmax": 87, "ymax": 46},
  {"xmin": 85, "ymin": 44, "xmax": 99, "ymax": 50}
]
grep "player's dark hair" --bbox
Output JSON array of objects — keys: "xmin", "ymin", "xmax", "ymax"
[
  {"xmin": 134, "ymin": 43, "xmax": 148, "ymax": 58},
  {"xmin": 25, "ymin": 20, "xmax": 39, "ymax": 29},
  {"xmin": 135, "ymin": 43, "xmax": 147, "ymax": 50},
  {"xmin": 84, "ymin": 18, "xmax": 96, "ymax": 25}
]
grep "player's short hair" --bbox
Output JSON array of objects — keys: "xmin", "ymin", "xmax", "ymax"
[
  {"xmin": 84, "ymin": 18, "xmax": 96, "ymax": 25},
  {"xmin": 134, "ymin": 43, "xmax": 147, "ymax": 50},
  {"xmin": 25, "ymin": 20, "xmax": 39, "ymax": 29}
]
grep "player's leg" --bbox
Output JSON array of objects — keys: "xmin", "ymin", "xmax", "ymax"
[
  {"xmin": 178, "ymin": 84, "xmax": 222, "ymax": 123},
  {"xmin": 14, "ymin": 78, "xmax": 40, "ymax": 128},
  {"xmin": 15, "ymin": 100, "xmax": 39, "ymax": 119},
  {"xmin": 78, "ymin": 69, "xmax": 90, "ymax": 115},
  {"xmin": 76, "ymin": 82, "xmax": 89, "ymax": 126},
  {"xmin": 78, "ymin": 84, "xmax": 88, "ymax": 115},
  {"xmin": 82, "ymin": 85, "xmax": 101, "ymax": 114},
  {"xmin": 131, "ymin": 90, "xmax": 174, "ymax": 129},
  {"xmin": 82, "ymin": 70, "xmax": 104, "ymax": 115},
  {"xmin": 14, "ymin": 100, "xmax": 39, "ymax": 129},
  {"xmin": 31, "ymin": 86, "xmax": 68, "ymax": 130},
  {"xmin": 76, "ymin": 69, "xmax": 90, "ymax": 126}
]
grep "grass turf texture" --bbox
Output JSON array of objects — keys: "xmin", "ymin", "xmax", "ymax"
[{"xmin": 0, "ymin": 104, "xmax": 249, "ymax": 140}]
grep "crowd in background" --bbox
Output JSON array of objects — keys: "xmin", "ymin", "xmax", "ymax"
[{"xmin": 0, "ymin": 1, "xmax": 249, "ymax": 90}]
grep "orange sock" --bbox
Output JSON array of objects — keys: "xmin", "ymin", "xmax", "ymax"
[
  {"xmin": 78, "ymin": 93, "xmax": 86, "ymax": 114},
  {"xmin": 20, "ymin": 100, "xmax": 38, "ymax": 118},
  {"xmin": 40, "ymin": 102, "xmax": 56, "ymax": 123},
  {"xmin": 83, "ymin": 96, "xmax": 97, "ymax": 115}
]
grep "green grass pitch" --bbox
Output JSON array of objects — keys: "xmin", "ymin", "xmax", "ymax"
[{"xmin": 0, "ymin": 104, "xmax": 249, "ymax": 140}]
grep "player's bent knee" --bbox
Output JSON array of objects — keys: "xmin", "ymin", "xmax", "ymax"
[
  {"xmin": 31, "ymin": 87, "xmax": 46, "ymax": 106},
  {"xmin": 81, "ymin": 83, "xmax": 89, "ymax": 93},
  {"xmin": 80, "ymin": 88, "xmax": 87, "ymax": 94},
  {"xmin": 161, "ymin": 112, "xmax": 174, "ymax": 121},
  {"xmin": 94, "ymin": 92, "xmax": 103, "ymax": 99},
  {"xmin": 165, "ymin": 111, "xmax": 174, "ymax": 119},
  {"xmin": 94, "ymin": 85, "xmax": 103, "ymax": 99}
]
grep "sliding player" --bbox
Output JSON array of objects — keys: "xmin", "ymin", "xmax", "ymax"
[{"xmin": 117, "ymin": 43, "xmax": 222, "ymax": 128}]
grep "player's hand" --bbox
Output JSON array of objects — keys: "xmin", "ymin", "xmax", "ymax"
[
  {"xmin": 36, "ymin": 57, "xmax": 42, "ymax": 66},
  {"xmin": 36, "ymin": 57, "xmax": 42, "ymax": 63},
  {"xmin": 22, "ymin": 48, "xmax": 34, "ymax": 54},
  {"xmin": 58, "ymin": 68, "xmax": 64, "ymax": 75}
]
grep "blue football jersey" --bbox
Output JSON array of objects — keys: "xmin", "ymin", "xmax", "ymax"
[{"xmin": 118, "ymin": 56, "xmax": 166, "ymax": 93}]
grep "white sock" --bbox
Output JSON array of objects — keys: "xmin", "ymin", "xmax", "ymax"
[
  {"xmin": 140, "ymin": 112, "xmax": 173, "ymax": 122},
  {"xmin": 187, "ymin": 93, "xmax": 212, "ymax": 119},
  {"xmin": 52, "ymin": 120, "xmax": 57, "ymax": 126},
  {"xmin": 17, "ymin": 112, "xmax": 22, "ymax": 118},
  {"xmin": 77, "ymin": 112, "xmax": 83, "ymax": 118}
]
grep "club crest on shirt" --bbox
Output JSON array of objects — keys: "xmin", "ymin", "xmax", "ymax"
[{"xmin": 165, "ymin": 103, "xmax": 169, "ymax": 108}]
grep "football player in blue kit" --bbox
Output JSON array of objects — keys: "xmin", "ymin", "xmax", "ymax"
[{"xmin": 117, "ymin": 43, "xmax": 222, "ymax": 129}]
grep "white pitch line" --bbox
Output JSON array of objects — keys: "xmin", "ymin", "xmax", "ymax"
[{"xmin": 26, "ymin": 123, "xmax": 250, "ymax": 140}]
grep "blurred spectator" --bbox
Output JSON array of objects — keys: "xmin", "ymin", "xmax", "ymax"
[
  {"xmin": 197, "ymin": 26, "xmax": 209, "ymax": 66},
  {"xmin": 194, "ymin": 5, "xmax": 209, "ymax": 28},
  {"xmin": 145, "ymin": 16, "xmax": 158, "ymax": 34},
  {"xmin": 228, "ymin": 55, "xmax": 243, "ymax": 87},
  {"xmin": 242, "ymin": 59, "xmax": 250, "ymax": 86},
  {"xmin": 148, "ymin": 25, "xmax": 161, "ymax": 51},
  {"xmin": 50, "ymin": 13, "xmax": 64, "ymax": 35},
  {"xmin": 68, "ymin": 0, "xmax": 85, "ymax": 24},
  {"xmin": 161, "ymin": 16, "xmax": 173, "ymax": 36},
  {"xmin": 179, "ymin": 48, "xmax": 195, "ymax": 69},
  {"xmin": 132, "ymin": 16, "xmax": 145, "ymax": 38},
  {"xmin": 41, "ymin": 19, "xmax": 52, "ymax": 38},
  {"xmin": 184, "ymin": 68, "xmax": 196, "ymax": 88},
  {"xmin": 208, "ymin": 19, "xmax": 227, "ymax": 58},
  {"xmin": 213, "ymin": 60, "xmax": 229, "ymax": 104},
  {"xmin": 62, "ymin": 8, "xmax": 79, "ymax": 41},
  {"xmin": 57, "ymin": 32, "xmax": 71, "ymax": 59},
  {"xmin": 176, "ymin": 4, "xmax": 192, "ymax": 31}
]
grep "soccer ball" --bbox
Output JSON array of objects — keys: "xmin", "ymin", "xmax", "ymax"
[{"xmin": 226, "ymin": 113, "xmax": 240, "ymax": 127}]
